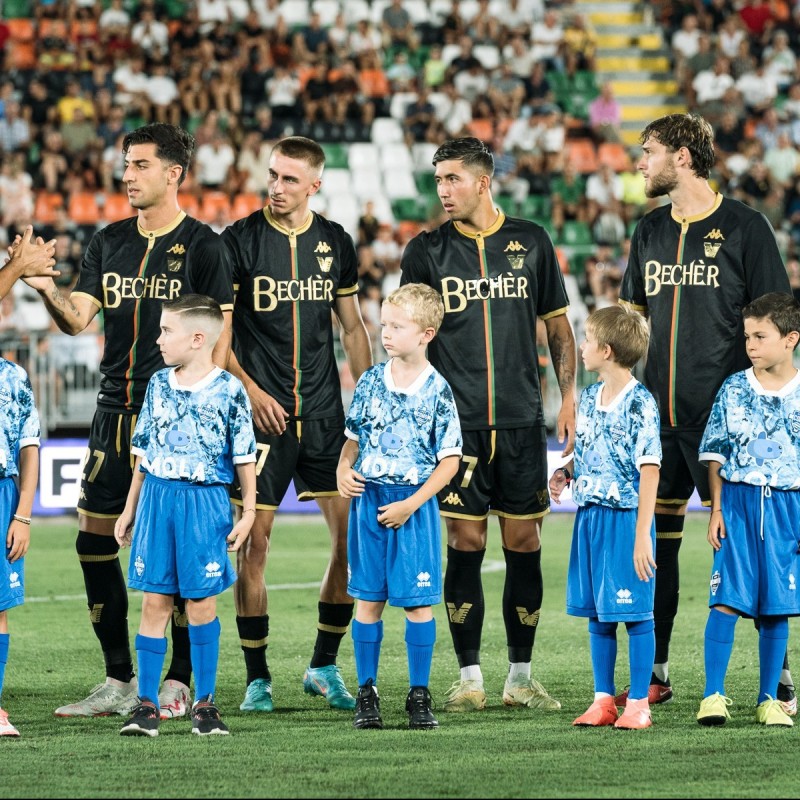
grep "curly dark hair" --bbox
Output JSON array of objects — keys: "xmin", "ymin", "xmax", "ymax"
[
  {"xmin": 122, "ymin": 123, "xmax": 195, "ymax": 186},
  {"xmin": 639, "ymin": 113, "xmax": 715, "ymax": 179}
]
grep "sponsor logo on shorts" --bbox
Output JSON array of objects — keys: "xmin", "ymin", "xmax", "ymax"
[
  {"xmin": 442, "ymin": 492, "xmax": 463, "ymax": 506},
  {"xmin": 616, "ymin": 588, "xmax": 632, "ymax": 604},
  {"xmin": 9, "ymin": 571, "xmax": 20, "ymax": 590},
  {"xmin": 205, "ymin": 561, "xmax": 222, "ymax": 579},
  {"xmin": 135, "ymin": 555, "xmax": 145, "ymax": 577},
  {"xmin": 710, "ymin": 570, "xmax": 721, "ymax": 595},
  {"xmin": 416, "ymin": 571, "xmax": 431, "ymax": 588}
]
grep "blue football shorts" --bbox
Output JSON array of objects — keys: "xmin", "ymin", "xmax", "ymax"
[{"xmin": 0, "ymin": 477, "xmax": 24, "ymax": 613}]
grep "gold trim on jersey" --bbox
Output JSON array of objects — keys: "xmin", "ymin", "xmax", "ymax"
[
  {"xmin": 453, "ymin": 209, "xmax": 506, "ymax": 239},
  {"xmin": 137, "ymin": 210, "xmax": 187, "ymax": 240},
  {"xmin": 336, "ymin": 284, "xmax": 360, "ymax": 297},
  {"xmin": 619, "ymin": 299, "xmax": 647, "ymax": 315},
  {"xmin": 296, "ymin": 490, "xmax": 339, "ymax": 500},
  {"xmin": 670, "ymin": 192, "xmax": 722, "ymax": 224},
  {"xmin": 71, "ymin": 290, "xmax": 103, "ymax": 310},
  {"xmin": 263, "ymin": 206, "xmax": 313, "ymax": 236},
  {"xmin": 76, "ymin": 509, "xmax": 121, "ymax": 519},
  {"xmin": 539, "ymin": 306, "xmax": 569, "ymax": 321},
  {"xmin": 493, "ymin": 509, "xmax": 549, "ymax": 520}
]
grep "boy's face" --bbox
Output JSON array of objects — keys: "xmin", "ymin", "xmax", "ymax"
[
  {"xmin": 580, "ymin": 327, "xmax": 608, "ymax": 373},
  {"xmin": 744, "ymin": 316, "xmax": 796, "ymax": 369},
  {"xmin": 380, "ymin": 302, "xmax": 431, "ymax": 359},
  {"xmin": 157, "ymin": 310, "xmax": 195, "ymax": 367}
]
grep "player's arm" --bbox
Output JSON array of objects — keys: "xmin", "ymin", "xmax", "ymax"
[
  {"xmin": 6, "ymin": 444, "xmax": 38, "ymax": 562},
  {"xmin": 706, "ymin": 460, "xmax": 725, "ymax": 551},
  {"xmin": 633, "ymin": 463, "xmax": 659, "ymax": 581},
  {"xmin": 335, "ymin": 292, "xmax": 373, "ymax": 382},
  {"xmin": 336, "ymin": 438, "xmax": 364, "ymax": 498},
  {"xmin": 25, "ymin": 279, "xmax": 100, "ymax": 335},
  {"xmin": 212, "ymin": 309, "xmax": 232, "ymax": 370},
  {"xmin": 227, "ymin": 460, "xmax": 256, "ymax": 552},
  {"xmin": 2, "ymin": 226, "xmax": 58, "ymax": 300},
  {"xmin": 226, "ymin": 349, "xmax": 289, "ymax": 435},
  {"xmin": 114, "ymin": 458, "xmax": 146, "ymax": 547},
  {"xmin": 377, "ymin": 454, "xmax": 459, "ymax": 530},
  {"xmin": 543, "ymin": 311, "xmax": 578, "ymax": 456}
]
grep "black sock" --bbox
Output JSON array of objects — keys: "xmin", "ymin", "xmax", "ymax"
[
  {"xmin": 502, "ymin": 547, "xmax": 543, "ymax": 663},
  {"xmin": 653, "ymin": 528, "xmax": 683, "ymax": 680},
  {"xmin": 236, "ymin": 615, "xmax": 271, "ymax": 684},
  {"xmin": 309, "ymin": 601, "xmax": 354, "ymax": 668},
  {"xmin": 444, "ymin": 547, "xmax": 485, "ymax": 668},
  {"xmin": 163, "ymin": 595, "xmax": 192, "ymax": 687},
  {"xmin": 76, "ymin": 531, "xmax": 133, "ymax": 683}
]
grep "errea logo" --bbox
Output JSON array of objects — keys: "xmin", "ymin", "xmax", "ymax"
[
  {"xmin": 205, "ymin": 561, "xmax": 222, "ymax": 578},
  {"xmin": 616, "ymin": 588, "xmax": 633, "ymax": 604},
  {"xmin": 9, "ymin": 571, "xmax": 20, "ymax": 589},
  {"xmin": 416, "ymin": 571, "xmax": 431, "ymax": 588}
]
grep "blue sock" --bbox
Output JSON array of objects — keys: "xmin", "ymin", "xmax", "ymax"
[
  {"xmin": 405, "ymin": 619, "xmax": 436, "ymax": 688},
  {"xmin": 758, "ymin": 616, "xmax": 789, "ymax": 705},
  {"xmin": 0, "ymin": 632, "xmax": 9, "ymax": 703},
  {"xmin": 352, "ymin": 619, "xmax": 383, "ymax": 687},
  {"xmin": 588, "ymin": 619, "xmax": 617, "ymax": 695},
  {"xmin": 134, "ymin": 634, "xmax": 167, "ymax": 706},
  {"xmin": 626, "ymin": 620, "xmax": 655, "ymax": 700},
  {"xmin": 189, "ymin": 618, "xmax": 221, "ymax": 702},
  {"xmin": 703, "ymin": 608, "xmax": 738, "ymax": 697}
]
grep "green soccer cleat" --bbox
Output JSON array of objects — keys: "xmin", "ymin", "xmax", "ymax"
[
  {"xmin": 303, "ymin": 664, "xmax": 356, "ymax": 710},
  {"xmin": 697, "ymin": 692, "xmax": 732, "ymax": 726},
  {"xmin": 755, "ymin": 697, "xmax": 794, "ymax": 727},
  {"xmin": 239, "ymin": 678, "xmax": 274, "ymax": 712}
]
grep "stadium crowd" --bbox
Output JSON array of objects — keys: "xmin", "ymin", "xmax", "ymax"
[{"xmin": 0, "ymin": 0, "xmax": 799, "ymax": 378}]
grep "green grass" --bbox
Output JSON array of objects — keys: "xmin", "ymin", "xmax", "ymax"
[{"xmin": 3, "ymin": 514, "xmax": 796, "ymax": 798}]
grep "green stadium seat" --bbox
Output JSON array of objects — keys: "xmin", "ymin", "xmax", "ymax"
[
  {"xmin": 520, "ymin": 195, "xmax": 551, "ymax": 220},
  {"xmin": 573, "ymin": 71, "xmax": 599, "ymax": 95},
  {"xmin": 414, "ymin": 172, "xmax": 437, "ymax": 195},
  {"xmin": 3, "ymin": 0, "xmax": 32, "ymax": 16},
  {"xmin": 495, "ymin": 194, "xmax": 517, "ymax": 216},
  {"xmin": 558, "ymin": 221, "xmax": 593, "ymax": 247},
  {"xmin": 391, "ymin": 197, "xmax": 427, "ymax": 222},
  {"xmin": 321, "ymin": 143, "xmax": 348, "ymax": 169}
]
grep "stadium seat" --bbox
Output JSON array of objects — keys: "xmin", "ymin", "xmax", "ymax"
[
  {"xmin": 495, "ymin": 194, "xmax": 517, "ymax": 216},
  {"xmin": 414, "ymin": 171, "xmax": 437, "ymax": 195},
  {"xmin": 348, "ymin": 143, "xmax": 380, "ymax": 170},
  {"xmin": 379, "ymin": 142, "xmax": 413, "ymax": 171},
  {"xmin": 598, "ymin": 142, "xmax": 631, "ymax": 172},
  {"xmin": 7, "ymin": 41, "xmax": 36, "ymax": 70},
  {"xmin": 520, "ymin": 195, "xmax": 552, "ymax": 220},
  {"xmin": 199, "ymin": 191, "xmax": 232, "ymax": 224},
  {"xmin": 102, "ymin": 193, "xmax": 132, "ymax": 223},
  {"xmin": 389, "ymin": 91, "xmax": 419, "ymax": 122},
  {"xmin": 68, "ymin": 193, "xmax": 101, "ymax": 226},
  {"xmin": 311, "ymin": 0, "xmax": 340, "ymax": 26},
  {"xmin": 412, "ymin": 142, "xmax": 438, "ymax": 172},
  {"xmin": 351, "ymin": 168, "xmax": 384, "ymax": 201},
  {"xmin": 391, "ymin": 197, "xmax": 427, "ymax": 223},
  {"xmin": 231, "ymin": 193, "xmax": 264, "ymax": 219},
  {"xmin": 558, "ymin": 221, "xmax": 593, "ymax": 247},
  {"xmin": 320, "ymin": 167, "xmax": 353, "ymax": 197},
  {"xmin": 404, "ymin": 0, "xmax": 431, "ymax": 24},
  {"xmin": 34, "ymin": 192, "xmax": 65, "ymax": 226},
  {"xmin": 7, "ymin": 18, "xmax": 35, "ymax": 42},
  {"xmin": 441, "ymin": 44, "xmax": 461, "ymax": 67},
  {"xmin": 39, "ymin": 18, "xmax": 69, "ymax": 40},
  {"xmin": 178, "ymin": 194, "xmax": 200, "ymax": 218},
  {"xmin": 467, "ymin": 118, "xmax": 494, "ymax": 143},
  {"xmin": 473, "ymin": 44, "xmax": 501, "ymax": 70},
  {"xmin": 279, "ymin": 0, "xmax": 311, "ymax": 28},
  {"xmin": 371, "ymin": 118, "xmax": 405, "ymax": 146},
  {"xmin": 321, "ymin": 143, "xmax": 348, "ymax": 169},
  {"xmin": 564, "ymin": 139, "xmax": 599, "ymax": 174},
  {"xmin": 383, "ymin": 168, "xmax": 418, "ymax": 200},
  {"xmin": 2, "ymin": 0, "xmax": 32, "ymax": 16},
  {"xmin": 342, "ymin": 0, "xmax": 370, "ymax": 25}
]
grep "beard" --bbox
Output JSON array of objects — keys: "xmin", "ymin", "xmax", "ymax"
[{"xmin": 644, "ymin": 162, "xmax": 679, "ymax": 198}]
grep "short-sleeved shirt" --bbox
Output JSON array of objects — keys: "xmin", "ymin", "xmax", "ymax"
[
  {"xmin": 699, "ymin": 368, "xmax": 800, "ymax": 490},
  {"xmin": 223, "ymin": 207, "xmax": 360, "ymax": 421},
  {"xmin": 619, "ymin": 194, "xmax": 790, "ymax": 430},
  {"xmin": 131, "ymin": 366, "xmax": 256, "ymax": 486},
  {"xmin": 400, "ymin": 212, "xmax": 569, "ymax": 430},
  {"xmin": 572, "ymin": 378, "xmax": 662, "ymax": 509},
  {"xmin": 72, "ymin": 212, "xmax": 233, "ymax": 412},
  {"xmin": 0, "ymin": 358, "xmax": 40, "ymax": 477}
]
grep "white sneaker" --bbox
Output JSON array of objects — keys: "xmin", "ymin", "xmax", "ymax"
[
  {"xmin": 0, "ymin": 707, "xmax": 19, "ymax": 737},
  {"xmin": 442, "ymin": 679, "xmax": 487, "ymax": 712},
  {"xmin": 502, "ymin": 675, "xmax": 561, "ymax": 710},
  {"xmin": 158, "ymin": 679, "xmax": 190, "ymax": 720},
  {"xmin": 54, "ymin": 677, "xmax": 139, "ymax": 717}
]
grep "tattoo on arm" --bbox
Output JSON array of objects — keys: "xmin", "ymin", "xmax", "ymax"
[{"xmin": 548, "ymin": 329, "xmax": 575, "ymax": 397}]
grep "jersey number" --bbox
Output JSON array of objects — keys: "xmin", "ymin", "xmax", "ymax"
[
  {"xmin": 82, "ymin": 449, "xmax": 106, "ymax": 483},
  {"xmin": 459, "ymin": 455, "xmax": 478, "ymax": 489},
  {"xmin": 255, "ymin": 443, "xmax": 272, "ymax": 476}
]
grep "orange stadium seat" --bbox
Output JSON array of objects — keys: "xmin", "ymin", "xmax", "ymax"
[
  {"xmin": 102, "ymin": 193, "xmax": 133, "ymax": 223},
  {"xmin": 466, "ymin": 118, "xmax": 494, "ymax": 144},
  {"xmin": 199, "ymin": 191, "xmax": 232, "ymax": 224},
  {"xmin": 38, "ymin": 18, "xmax": 69, "ymax": 40},
  {"xmin": 7, "ymin": 18, "xmax": 35, "ymax": 42},
  {"xmin": 231, "ymin": 192, "xmax": 264, "ymax": 219},
  {"xmin": 597, "ymin": 142, "xmax": 630, "ymax": 172},
  {"xmin": 564, "ymin": 139, "xmax": 599, "ymax": 174},
  {"xmin": 68, "ymin": 192, "xmax": 101, "ymax": 225},
  {"xmin": 178, "ymin": 193, "xmax": 200, "ymax": 217},
  {"xmin": 34, "ymin": 192, "xmax": 65, "ymax": 225},
  {"xmin": 7, "ymin": 41, "xmax": 36, "ymax": 70}
]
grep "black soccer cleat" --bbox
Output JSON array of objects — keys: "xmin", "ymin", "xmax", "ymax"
[
  {"xmin": 406, "ymin": 686, "xmax": 439, "ymax": 730},
  {"xmin": 120, "ymin": 699, "xmax": 160, "ymax": 737},
  {"xmin": 191, "ymin": 695, "xmax": 230, "ymax": 736},
  {"xmin": 353, "ymin": 679, "xmax": 383, "ymax": 730}
]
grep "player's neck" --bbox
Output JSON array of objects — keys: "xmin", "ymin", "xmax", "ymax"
[
  {"xmin": 752, "ymin": 361, "xmax": 798, "ymax": 391},
  {"xmin": 269, "ymin": 204, "xmax": 311, "ymax": 232},
  {"xmin": 174, "ymin": 357, "xmax": 216, "ymax": 386},
  {"xmin": 457, "ymin": 197, "xmax": 500, "ymax": 234},
  {"xmin": 597, "ymin": 365, "xmax": 633, "ymax": 402},
  {"xmin": 137, "ymin": 197, "xmax": 182, "ymax": 232},
  {"xmin": 389, "ymin": 353, "xmax": 428, "ymax": 388},
  {"xmin": 669, "ymin": 178, "xmax": 717, "ymax": 220}
]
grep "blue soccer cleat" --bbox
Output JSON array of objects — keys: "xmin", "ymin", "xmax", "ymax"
[
  {"xmin": 303, "ymin": 664, "xmax": 357, "ymax": 710},
  {"xmin": 239, "ymin": 678, "xmax": 274, "ymax": 712}
]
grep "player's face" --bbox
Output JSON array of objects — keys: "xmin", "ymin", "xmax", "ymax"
[
  {"xmin": 380, "ymin": 302, "xmax": 429, "ymax": 359},
  {"xmin": 123, "ymin": 143, "xmax": 180, "ymax": 210},
  {"xmin": 267, "ymin": 152, "xmax": 321, "ymax": 222},
  {"xmin": 744, "ymin": 316, "xmax": 794, "ymax": 371},
  {"xmin": 157, "ymin": 310, "xmax": 193, "ymax": 367},
  {"xmin": 434, "ymin": 159, "xmax": 485, "ymax": 223},
  {"xmin": 638, "ymin": 136, "xmax": 679, "ymax": 199},
  {"xmin": 580, "ymin": 328, "xmax": 607, "ymax": 372}
]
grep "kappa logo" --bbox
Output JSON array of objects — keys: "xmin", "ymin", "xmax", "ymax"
[
  {"xmin": 417, "ymin": 571, "xmax": 431, "ymax": 588},
  {"xmin": 516, "ymin": 606, "xmax": 540, "ymax": 627},
  {"xmin": 704, "ymin": 229, "xmax": 725, "ymax": 240},
  {"xmin": 9, "ymin": 571, "xmax": 20, "ymax": 589},
  {"xmin": 167, "ymin": 243, "xmax": 186, "ymax": 254},
  {"xmin": 442, "ymin": 492, "xmax": 464, "ymax": 506},
  {"xmin": 205, "ymin": 561, "xmax": 222, "ymax": 578},
  {"xmin": 315, "ymin": 241, "xmax": 332, "ymax": 253},
  {"xmin": 504, "ymin": 241, "xmax": 527, "ymax": 253},
  {"xmin": 316, "ymin": 256, "xmax": 333, "ymax": 272},
  {"xmin": 89, "ymin": 603, "xmax": 104, "ymax": 623},
  {"xmin": 616, "ymin": 588, "xmax": 633, "ymax": 604},
  {"xmin": 447, "ymin": 602, "xmax": 472, "ymax": 624}
]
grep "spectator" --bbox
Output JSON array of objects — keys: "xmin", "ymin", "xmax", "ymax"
[
  {"xmin": 131, "ymin": 7, "xmax": 169, "ymax": 60},
  {"xmin": 301, "ymin": 62, "xmax": 333, "ymax": 125},
  {"xmin": 0, "ymin": 153, "xmax": 34, "ymax": 233},
  {"xmin": 0, "ymin": 102, "xmax": 30, "ymax": 154},
  {"xmin": 529, "ymin": 10, "xmax": 564, "ymax": 73},
  {"xmin": 56, "ymin": 78, "xmax": 94, "ymax": 125},
  {"xmin": 763, "ymin": 130, "xmax": 800, "ymax": 188},
  {"xmin": 717, "ymin": 14, "xmax": 746, "ymax": 59},
  {"xmin": 435, "ymin": 81, "xmax": 473, "ymax": 138},
  {"xmin": 357, "ymin": 49, "xmax": 391, "ymax": 118},
  {"xmin": 588, "ymin": 82, "xmax": 621, "ymax": 144},
  {"xmin": 382, "ymin": 0, "xmax": 420, "ymax": 52},
  {"xmin": 357, "ymin": 201, "xmax": 381, "ymax": 246},
  {"xmin": 403, "ymin": 85, "xmax": 438, "ymax": 146},
  {"xmin": 111, "ymin": 55, "xmax": 150, "ymax": 118},
  {"xmin": 249, "ymin": 104, "xmax": 285, "ymax": 142},
  {"xmin": 265, "ymin": 65, "xmax": 301, "ymax": 119},
  {"xmin": 488, "ymin": 63, "xmax": 526, "ymax": 119},
  {"xmin": 292, "ymin": 11, "xmax": 330, "ymax": 66},
  {"xmin": 349, "ymin": 18, "xmax": 383, "ymax": 60},
  {"xmin": 524, "ymin": 61, "xmax": 555, "ymax": 115},
  {"xmin": 671, "ymin": 13, "xmax": 702, "ymax": 84},
  {"xmin": 504, "ymin": 33, "xmax": 538, "ymax": 80},
  {"xmin": 763, "ymin": 29, "xmax": 797, "ymax": 92},
  {"xmin": 423, "ymin": 45, "xmax": 448, "ymax": 89},
  {"xmin": 551, "ymin": 160, "xmax": 589, "ymax": 230},
  {"xmin": 735, "ymin": 62, "xmax": 779, "ymax": 116},
  {"xmin": 146, "ymin": 61, "xmax": 181, "ymax": 126},
  {"xmin": 562, "ymin": 13, "xmax": 597, "ymax": 72},
  {"xmin": 194, "ymin": 131, "xmax": 236, "ymax": 191},
  {"xmin": 235, "ymin": 130, "xmax": 270, "ymax": 196},
  {"xmin": 691, "ymin": 56, "xmax": 735, "ymax": 115},
  {"xmin": 178, "ymin": 61, "xmax": 211, "ymax": 123},
  {"xmin": 38, "ymin": 129, "xmax": 69, "ymax": 193},
  {"xmin": 98, "ymin": 0, "xmax": 131, "ymax": 38},
  {"xmin": 60, "ymin": 106, "xmax": 98, "ymax": 157},
  {"xmin": 386, "ymin": 50, "xmax": 418, "ymax": 92},
  {"xmin": 585, "ymin": 161, "xmax": 624, "ymax": 226}
]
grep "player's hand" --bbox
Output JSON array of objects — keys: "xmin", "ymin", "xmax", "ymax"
[
  {"xmin": 633, "ymin": 536, "xmax": 656, "ymax": 581},
  {"xmin": 707, "ymin": 508, "xmax": 725, "ymax": 551},
  {"xmin": 10, "ymin": 226, "xmax": 59, "ymax": 283},
  {"xmin": 226, "ymin": 517, "xmax": 252, "ymax": 552},
  {"xmin": 548, "ymin": 470, "xmax": 569, "ymax": 503},
  {"xmin": 6, "ymin": 519, "xmax": 31, "ymax": 562},
  {"xmin": 377, "ymin": 499, "xmax": 413, "ymax": 529},
  {"xmin": 337, "ymin": 467, "xmax": 365, "ymax": 498},
  {"xmin": 114, "ymin": 512, "xmax": 134, "ymax": 547},
  {"xmin": 248, "ymin": 385, "xmax": 290, "ymax": 435},
  {"xmin": 556, "ymin": 395, "xmax": 577, "ymax": 457}
]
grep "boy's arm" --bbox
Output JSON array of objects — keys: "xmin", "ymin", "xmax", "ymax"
[
  {"xmin": 336, "ymin": 438, "xmax": 365, "ymax": 498},
  {"xmin": 633, "ymin": 463, "xmax": 659, "ymax": 581},
  {"xmin": 228, "ymin": 461, "xmax": 256, "ymax": 552},
  {"xmin": 6, "ymin": 444, "xmax": 39, "ymax": 562},
  {"xmin": 114, "ymin": 458, "xmax": 145, "ymax": 547},
  {"xmin": 706, "ymin": 461, "xmax": 725, "ymax": 551},
  {"xmin": 377, "ymin": 454, "xmax": 459, "ymax": 530}
]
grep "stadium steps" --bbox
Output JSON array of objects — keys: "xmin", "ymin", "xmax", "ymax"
[{"xmin": 577, "ymin": 0, "xmax": 687, "ymax": 146}]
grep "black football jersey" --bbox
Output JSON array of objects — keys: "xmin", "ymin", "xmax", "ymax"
[
  {"xmin": 620, "ymin": 194, "xmax": 791, "ymax": 429},
  {"xmin": 400, "ymin": 212, "xmax": 569, "ymax": 430},
  {"xmin": 222, "ymin": 207, "xmax": 359, "ymax": 420},
  {"xmin": 72, "ymin": 212, "xmax": 233, "ymax": 412}
]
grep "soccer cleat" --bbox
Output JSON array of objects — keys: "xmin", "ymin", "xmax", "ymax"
[
  {"xmin": 353, "ymin": 679, "xmax": 383, "ymax": 730},
  {"xmin": 239, "ymin": 678, "xmax": 273, "ymax": 712},
  {"xmin": 614, "ymin": 697, "xmax": 652, "ymax": 730},
  {"xmin": 777, "ymin": 682, "xmax": 797, "ymax": 717},
  {"xmin": 0, "ymin": 707, "xmax": 20, "ymax": 737},
  {"xmin": 502, "ymin": 675, "xmax": 561, "ymax": 710},
  {"xmin": 442, "ymin": 679, "xmax": 486, "ymax": 712},
  {"xmin": 54, "ymin": 677, "xmax": 139, "ymax": 717},
  {"xmin": 120, "ymin": 699, "xmax": 160, "ymax": 737},
  {"xmin": 696, "ymin": 692, "xmax": 733, "ymax": 726},
  {"xmin": 191, "ymin": 695, "xmax": 230, "ymax": 735},
  {"xmin": 303, "ymin": 664, "xmax": 357, "ymax": 710},
  {"xmin": 573, "ymin": 697, "xmax": 618, "ymax": 727},
  {"xmin": 406, "ymin": 686, "xmax": 439, "ymax": 730},
  {"xmin": 158, "ymin": 679, "xmax": 190, "ymax": 720},
  {"xmin": 614, "ymin": 682, "xmax": 673, "ymax": 707},
  {"xmin": 755, "ymin": 697, "xmax": 794, "ymax": 727}
]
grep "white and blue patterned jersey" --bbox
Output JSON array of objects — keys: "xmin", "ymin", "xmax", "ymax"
[
  {"xmin": 131, "ymin": 367, "xmax": 256, "ymax": 485},
  {"xmin": 345, "ymin": 360, "xmax": 462, "ymax": 486},
  {"xmin": 699, "ymin": 369, "xmax": 800, "ymax": 490},
  {"xmin": 0, "ymin": 358, "xmax": 40, "ymax": 478},
  {"xmin": 573, "ymin": 378, "xmax": 661, "ymax": 509}
]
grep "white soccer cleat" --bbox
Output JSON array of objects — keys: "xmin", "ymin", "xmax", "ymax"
[
  {"xmin": 54, "ymin": 677, "xmax": 139, "ymax": 717},
  {"xmin": 158, "ymin": 679, "xmax": 191, "ymax": 719},
  {"xmin": 502, "ymin": 675, "xmax": 561, "ymax": 710},
  {"xmin": 0, "ymin": 707, "xmax": 20, "ymax": 737},
  {"xmin": 442, "ymin": 679, "xmax": 487, "ymax": 712}
]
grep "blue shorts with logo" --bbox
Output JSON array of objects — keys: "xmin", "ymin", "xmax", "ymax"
[
  {"xmin": 0, "ymin": 477, "xmax": 24, "ymax": 613},
  {"xmin": 128, "ymin": 474, "xmax": 236, "ymax": 599},
  {"xmin": 567, "ymin": 504, "xmax": 655, "ymax": 623},
  {"xmin": 347, "ymin": 483, "xmax": 442, "ymax": 608},
  {"xmin": 708, "ymin": 481, "xmax": 800, "ymax": 618}
]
